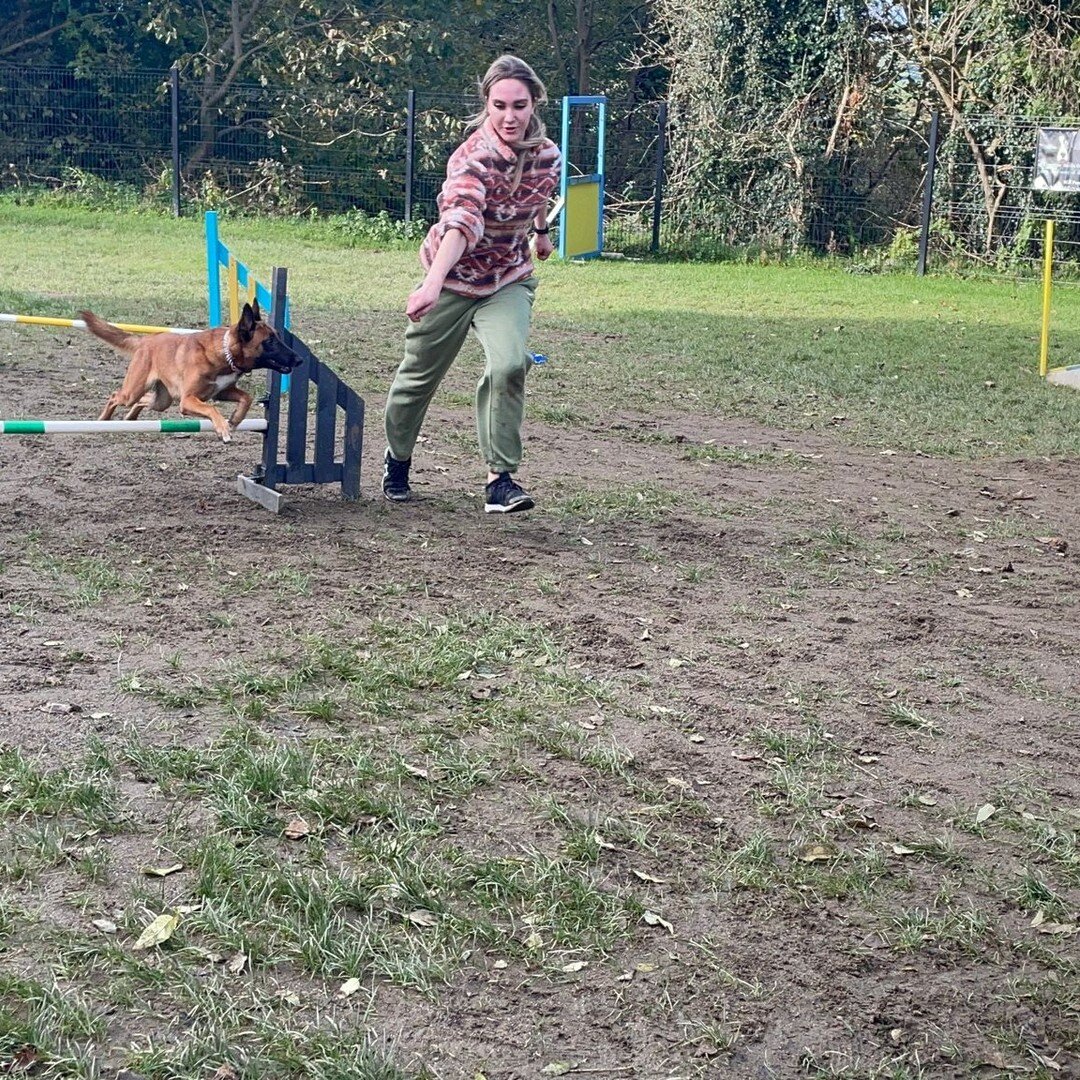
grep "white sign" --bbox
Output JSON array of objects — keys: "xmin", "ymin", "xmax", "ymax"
[{"xmin": 1034, "ymin": 127, "xmax": 1080, "ymax": 192}]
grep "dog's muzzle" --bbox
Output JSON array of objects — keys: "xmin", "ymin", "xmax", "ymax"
[{"xmin": 259, "ymin": 335, "xmax": 302, "ymax": 374}]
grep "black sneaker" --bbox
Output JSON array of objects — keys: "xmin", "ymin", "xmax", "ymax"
[
  {"xmin": 484, "ymin": 471, "xmax": 534, "ymax": 514},
  {"xmin": 383, "ymin": 450, "xmax": 411, "ymax": 502}
]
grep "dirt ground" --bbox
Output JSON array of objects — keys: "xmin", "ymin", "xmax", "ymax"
[{"xmin": 1, "ymin": 327, "xmax": 1078, "ymax": 1080}]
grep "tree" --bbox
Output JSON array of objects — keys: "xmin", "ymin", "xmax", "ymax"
[
  {"xmin": 648, "ymin": 0, "xmax": 905, "ymax": 251},
  {"xmin": 895, "ymin": 0, "xmax": 1080, "ymax": 254},
  {"xmin": 0, "ymin": 0, "xmax": 169, "ymax": 67}
]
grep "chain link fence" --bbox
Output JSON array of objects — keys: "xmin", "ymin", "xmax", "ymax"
[{"xmin": 3, "ymin": 62, "xmax": 1080, "ymax": 273}]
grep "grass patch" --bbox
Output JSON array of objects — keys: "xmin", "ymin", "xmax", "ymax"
[{"xmin": 550, "ymin": 484, "xmax": 684, "ymax": 522}]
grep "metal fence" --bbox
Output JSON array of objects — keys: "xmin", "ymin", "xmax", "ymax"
[{"xmin": 2, "ymin": 62, "xmax": 1080, "ymax": 272}]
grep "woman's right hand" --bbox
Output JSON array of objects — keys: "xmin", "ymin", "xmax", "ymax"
[{"xmin": 406, "ymin": 280, "xmax": 442, "ymax": 322}]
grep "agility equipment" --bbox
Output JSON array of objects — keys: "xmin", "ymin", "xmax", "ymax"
[
  {"xmin": 1, "ymin": 216, "xmax": 365, "ymax": 512},
  {"xmin": 0, "ymin": 419, "xmax": 266, "ymax": 434},
  {"xmin": 0, "ymin": 313, "xmax": 198, "ymax": 335},
  {"xmin": 558, "ymin": 95, "xmax": 607, "ymax": 261},
  {"xmin": 205, "ymin": 209, "xmax": 292, "ymax": 393},
  {"xmin": 1037, "ymin": 218, "xmax": 1080, "ymax": 389}
]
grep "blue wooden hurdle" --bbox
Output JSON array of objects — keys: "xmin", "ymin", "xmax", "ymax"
[
  {"xmin": 240, "ymin": 266, "xmax": 365, "ymax": 512},
  {"xmin": 205, "ymin": 212, "xmax": 365, "ymax": 512}
]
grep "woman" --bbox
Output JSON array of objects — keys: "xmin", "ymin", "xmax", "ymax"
[{"xmin": 382, "ymin": 55, "xmax": 561, "ymax": 513}]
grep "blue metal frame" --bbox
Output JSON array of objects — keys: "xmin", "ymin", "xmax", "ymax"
[
  {"xmin": 205, "ymin": 211, "xmax": 291, "ymax": 331},
  {"xmin": 558, "ymin": 95, "xmax": 607, "ymax": 260}
]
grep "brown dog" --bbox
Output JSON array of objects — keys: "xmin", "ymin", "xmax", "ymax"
[{"xmin": 83, "ymin": 301, "xmax": 300, "ymax": 442}]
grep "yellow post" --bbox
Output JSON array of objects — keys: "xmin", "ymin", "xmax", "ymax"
[
  {"xmin": 1040, "ymin": 219, "xmax": 1055, "ymax": 377},
  {"xmin": 228, "ymin": 254, "xmax": 240, "ymax": 324}
]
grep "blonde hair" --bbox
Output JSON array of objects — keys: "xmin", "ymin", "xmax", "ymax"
[{"xmin": 467, "ymin": 55, "xmax": 548, "ymax": 190}]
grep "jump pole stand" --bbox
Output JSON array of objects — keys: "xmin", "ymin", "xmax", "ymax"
[
  {"xmin": 1039, "ymin": 219, "xmax": 1080, "ymax": 388},
  {"xmin": 236, "ymin": 266, "xmax": 288, "ymax": 513}
]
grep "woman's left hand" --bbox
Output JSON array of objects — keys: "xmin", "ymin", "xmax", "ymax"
[{"xmin": 534, "ymin": 233, "xmax": 554, "ymax": 261}]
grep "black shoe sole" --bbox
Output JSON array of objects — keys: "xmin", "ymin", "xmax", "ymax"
[{"xmin": 484, "ymin": 497, "xmax": 534, "ymax": 514}]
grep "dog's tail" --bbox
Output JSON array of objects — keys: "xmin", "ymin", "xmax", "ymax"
[{"xmin": 80, "ymin": 310, "xmax": 139, "ymax": 356}]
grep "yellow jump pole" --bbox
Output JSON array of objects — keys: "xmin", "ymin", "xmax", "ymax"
[
  {"xmin": 1040, "ymin": 219, "xmax": 1055, "ymax": 378},
  {"xmin": 228, "ymin": 253, "xmax": 240, "ymax": 324},
  {"xmin": 0, "ymin": 313, "xmax": 197, "ymax": 335}
]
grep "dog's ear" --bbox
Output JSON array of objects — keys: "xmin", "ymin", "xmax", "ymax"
[
  {"xmin": 238, "ymin": 302, "xmax": 256, "ymax": 343},
  {"xmin": 251, "ymin": 298, "xmax": 261, "ymax": 323}
]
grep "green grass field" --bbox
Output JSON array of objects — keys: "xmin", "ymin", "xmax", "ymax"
[{"xmin": 4, "ymin": 203, "xmax": 1080, "ymax": 457}]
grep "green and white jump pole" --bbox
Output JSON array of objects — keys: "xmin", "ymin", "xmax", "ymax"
[{"xmin": 0, "ymin": 419, "xmax": 268, "ymax": 435}]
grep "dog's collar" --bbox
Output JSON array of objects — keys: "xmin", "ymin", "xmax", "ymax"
[{"xmin": 223, "ymin": 329, "xmax": 241, "ymax": 373}]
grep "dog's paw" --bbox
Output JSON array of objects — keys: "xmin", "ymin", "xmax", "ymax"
[{"xmin": 220, "ymin": 432, "xmax": 232, "ymax": 444}]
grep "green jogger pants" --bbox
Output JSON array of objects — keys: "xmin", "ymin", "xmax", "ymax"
[{"xmin": 384, "ymin": 276, "xmax": 537, "ymax": 474}]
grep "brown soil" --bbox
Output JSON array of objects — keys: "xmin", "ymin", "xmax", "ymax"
[{"xmin": 1, "ymin": 329, "xmax": 1078, "ymax": 1079}]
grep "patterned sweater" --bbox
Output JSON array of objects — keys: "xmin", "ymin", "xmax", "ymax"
[{"xmin": 420, "ymin": 118, "xmax": 561, "ymax": 298}]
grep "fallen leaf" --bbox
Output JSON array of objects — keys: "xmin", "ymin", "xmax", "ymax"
[
  {"xmin": 560, "ymin": 960, "xmax": 589, "ymax": 973},
  {"xmin": 797, "ymin": 843, "xmax": 836, "ymax": 864},
  {"xmin": 634, "ymin": 961, "xmax": 657, "ymax": 972},
  {"xmin": 688, "ymin": 733, "xmax": 705, "ymax": 744},
  {"xmin": 211, "ymin": 1065, "xmax": 239, "ymax": 1080},
  {"xmin": 1031, "ymin": 1051, "xmax": 1063, "ymax": 1072},
  {"xmin": 131, "ymin": 912, "xmax": 179, "ymax": 951},
  {"xmin": 283, "ymin": 818, "xmax": 311, "ymax": 840},
  {"xmin": 642, "ymin": 910, "xmax": 674, "ymax": 934},
  {"xmin": 403, "ymin": 763, "xmax": 430, "ymax": 780},
  {"xmin": 975, "ymin": 803, "xmax": 997, "ymax": 824},
  {"xmin": 632, "ymin": 870, "xmax": 667, "ymax": 884},
  {"xmin": 665, "ymin": 776, "xmax": 691, "ymax": 791},
  {"xmin": 189, "ymin": 946, "xmax": 225, "ymax": 963},
  {"xmin": 405, "ymin": 909, "xmax": 439, "ymax": 928},
  {"xmin": 1036, "ymin": 921, "xmax": 1079, "ymax": 936},
  {"xmin": 142, "ymin": 863, "xmax": 184, "ymax": 877},
  {"xmin": 7, "ymin": 1047, "xmax": 38, "ymax": 1074},
  {"xmin": 227, "ymin": 951, "xmax": 247, "ymax": 974},
  {"xmin": 525, "ymin": 930, "xmax": 543, "ymax": 951},
  {"xmin": 92, "ymin": 918, "xmax": 118, "ymax": 934},
  {"xmin": 338, "ymin": 977, "xmax": 362, "ymax": 998},
  {"xmin": 917, "ymin": 795, "xmax": 938, "ymax": 807},
  {"xmin": 40, "ymin": 702, "xmax": 80, "ymax": 714},
  {"xmin": 890, "ymin": 844, "xmax": 916, "ymax": 856},
  {"xmin": 541, "ymin": 1064, "xmax": 572, "ymax": 1077},
  {"xmin": 1035, "ymin": 536, "xmax": 1068, "ymax": 554}
]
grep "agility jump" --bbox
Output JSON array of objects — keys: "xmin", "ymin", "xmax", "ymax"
[
  {"xmin": 0, "ymin": 419, "xmax": 267, "ymax": 434},
  {"xmin": 0, "ymin": 213, "xmax": 365, "ymax": 513}
]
